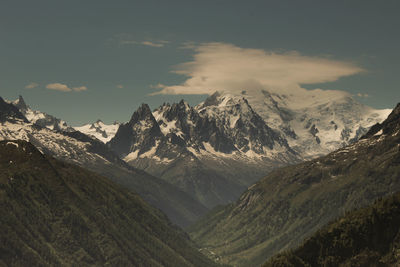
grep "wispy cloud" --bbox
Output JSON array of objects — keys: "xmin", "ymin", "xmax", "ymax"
[
  {"xmin": 116, "ymin": 84, "xmax": 124, "ymax": 89},
  {"xmin": 45, "ymin": 83, "xmax": 87, "ymax": 92},
  {"xmin": 356, "ymin": 93, "xmax": 369, "ymax": 98},
  {"xmin": 25, "ymin": 82, "xmax": 39, "ymax": 89},
  {"xmin": 151, "ymin": 42, "xmax": 365, "ymax": 96},
  {"xmin": 150, "ymin": 83, "xmax": 165, "ymax": 89},
  {"xmin": 141, "ymin": 41, "xmax": 169, "ymax": 47},
  {"xmin": 72, "ymin": 86, "xmax": 87, "ymax": 92},
  {"xmin": 120, "ymin": 40, "xmax": 169, "ymax": 48},
  {"xmin": 113, "ymin": 34, "xmax": 169, "ymax": 48}
]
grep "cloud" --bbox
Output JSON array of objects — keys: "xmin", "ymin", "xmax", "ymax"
[
  {"xmin": 46, "ymin": 83, "xmax": 71, "ymax": 92},
  {"xmin": 150, "ymin": 83, "xmax": 165, "ymax": 89},
  {"xmin": 117, "ymin": 84, "xmax": 124, "ymax": 89},
  {"xmin": 45, "ymin": 83, "xmax": 87, "ymax": 92},
  {"xmin": 72, "ymin": 86, "xmax": 87, "ymax": 91},
  {"xmin": 151, "ymin": 42, "xmax": 365, "ymax": 96},
  {"xmin": 117, "ymin": 35, "xmax": 169, "ymax": 48},
  {"xmin": 356, "ymin": 93, "xmax": 369, "ymax": 98},
  {"xmin": 25, "ymin": 82, "xmax": 39, "ymax": 89},
  {"xmin": 140, "ymin": 41, "xmax": 168, "ymax": 47}
]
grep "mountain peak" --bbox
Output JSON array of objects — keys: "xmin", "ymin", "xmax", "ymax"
[
  {"xmin": 178, "ymin": 99, "xmax": 187, "ymax": 106},
  {"xmin": 362, "ymin": 102, "xmax": 400, "ymax": 138},
  {"xmin": 0, "ymin": 96, "xmax": 28, "ymax": 123},
  {"xmin": 13, "ymin": 95, "xmax": 29, "ymax": 111},
  {"xmin": 201, "ymin": 91, "xmax": 221, "ymax": 108},
  {"xmin": 130, "ymin": 103, "xmax": 153, "ymax": 122}
]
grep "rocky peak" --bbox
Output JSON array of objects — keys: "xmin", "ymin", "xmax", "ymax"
[
  {"xmin": 130, "ymin": 103, "xmax": 154, "ymax": 123},
  {"xmin": 163, "ymin": 100, "xmax": 192, "ymax": 121},
  {"xmin": 108, "ymin": 104, "xmax": 163, "ymax": 157},
  {"xmin": 201, "ymin": 91, "xmax": 221, "ymax": 108},
  {"xmin": 362, "ymin": 102, "xmax": 400, "ymax": 138},
  {"xmin": 14, "ymin": 95, "xmax": 29, "ymax": 111},
  {"xmin": 0, "ymin": 97, "xmax": 28, "ymax": 123}
]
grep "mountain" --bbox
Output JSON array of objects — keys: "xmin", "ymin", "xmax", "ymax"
[
  {"xmin": 74, "ymin": 120, "xmax": 120, "ymax": 143},
  {"xmin": 0, "ymin": 96, "xmax": 207, "ymax": 227},
  {"xmin": 0, "ymin": 96, "xmax": 27, "ymax": 123},
  {"xmin": 107, "ymin": 90, "xmax": 389, "ymax": 210},
  {"xmin": 12, "ymin": 95, "xmax": 75, "ymax": 132},
  {"xmin": 108, "ymin": 96, "xmax": 300, "ymax": 208},
  {"xmin": 0, "ymin": 140, "xmax": 218, "ymax": 266},
  {"xmin": 243, "ymin": 88, "xmax": 391, "ymax": 158},
  {"xmin": 264, "ymin": 191, "xmax": 400, "ymax": 267},
  {"xmin": 188, "ymin": 102, "xmax": 400, "ymax": 266}
]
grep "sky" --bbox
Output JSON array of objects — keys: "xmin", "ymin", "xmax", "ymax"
[{"xmin": 1, "ymin": 0, "xmax": 399, "ymax": 125}]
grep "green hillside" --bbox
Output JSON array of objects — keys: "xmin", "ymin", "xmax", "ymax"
[
  {"xmin": 0, "ymin": 140, "xmax": 219, "ymax": 267},
  {"xmin": 264, "ymin": 192, "xmax": 400, "ymax": 266}
]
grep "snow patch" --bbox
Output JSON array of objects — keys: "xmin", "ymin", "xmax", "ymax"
[
  {"xmin": 124, "ymin": 150, "xmax": 139, "ymax": 161},
  {"xmin": 6, "ymin": 141, "xmax": 19, "ymax": 148}
]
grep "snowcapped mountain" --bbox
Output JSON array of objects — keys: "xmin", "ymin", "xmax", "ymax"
[
  {"xmin": 1, "ymin": 91, "xmax": 390, "ymax": 223},
  {"xmin": 108, "ymin": 97, "xmax": 300, "ymax": 208},
  {"xmin": 110, "ymin": 97, "xmax": 297, "ymax": 162},
  {"xmin": 0, "ymin": 96, "xmax": 208, "ymax": 227},
  {"xmin": 108, "ymin": 90, "xmax": 390, "ymax": 208},
  {"xmin": 11, "ymin": 95, "xmax": 75, "ymax": 132},
  {"xmin": 243, "ymin": 88, "xmax": 392, "ymax": 158},
  {"xmin": 74, "ymin": 120, "xmax": 120, "ymax": 143},
  {"xmin": 188, "ymin": 101, "xmax": 400, "ymax": 267}
]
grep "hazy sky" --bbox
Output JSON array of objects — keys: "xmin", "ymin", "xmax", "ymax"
[{"xmin": 1, "ymin": 0, "xmax": 399, "ymax": 125}]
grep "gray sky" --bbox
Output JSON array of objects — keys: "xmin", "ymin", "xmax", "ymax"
[{"xmin": 1, "ymin": 0, "xmax": 399, "ymax": 125}]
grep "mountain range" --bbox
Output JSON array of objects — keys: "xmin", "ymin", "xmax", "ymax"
[
  {"xmin": 0, "ymin": 96, "xmax": 207, "ymax": 228},
  {"xmin": 75, "ymin": 120, "xmax": 120, "ymax": 143},
  {"xmin": 0, "ymin": 91, "xmax": 391, "ymax": 224},
  {"xmin": 0, "ymin": 91, "xmax": 397, "ymax": 266},
  {"xmin": 106, "ymin": 90, "xmax": 390, "ymax": 209},
  {"xmin": 188, "ymin": 102, "xmax": 400, "ymax": 266}
]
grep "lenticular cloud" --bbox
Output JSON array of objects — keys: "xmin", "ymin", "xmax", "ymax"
[{"xmin": 152, "ymin": 42, "xmax": 364, "ymax": 96}]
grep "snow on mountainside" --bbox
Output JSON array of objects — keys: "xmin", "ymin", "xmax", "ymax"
[
  {"xmin": 0, "ymin": 96, "xmax": 208, "ymax": 227},
  {"xmin": 74, "ymin": 120, "xmax": 120, "ymax": 143},
  {"xmin": 239, "ymin": 89, "xmax": 392, "ymax": 158},
  {"xmin": 107, "ymin": 89, "xmax": 390, "ymax": 208},
  {"xmin": 112, "ymin": 97, "xmax": 297, "ymax": 163},
  {"xmin": 11, "ymin": 95, "xmax": 75, "ymax": 132},
  {"xmin": 189, "ymin": 101, "xmax": 400, "ymax": 267},
  {"xmin": 108, "ymin": 98, "xmax": 301, "ymax": 208},
  {"xmin": 195, "ymin": 93, "xmax": 294, "ymax": 160}
]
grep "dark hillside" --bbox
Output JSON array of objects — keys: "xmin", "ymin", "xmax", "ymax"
[
  {"xmin": 264, "ymin": 192, "xmax": 400, "ymax": 266},
  {"xmin": 0, "ymin": 140, "xmax": 218, "ymax": 267}
]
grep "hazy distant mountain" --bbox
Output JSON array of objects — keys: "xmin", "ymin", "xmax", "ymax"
[
  {"xmin": 0, "ymin": 96, "xmax": 207, "ymax": 227},
  {"xmin": 0, "ymin": 140, "xmax": 218, "ymax": 266},
  {"xmin": 12, "ymin": 95, "xmax": 75, "ymax": 132},
  {"xmin": 242, "ymin": 88, "xmax": 391, "ymax": 158},
  {"xmin": 189, "ymin": 102, "xmax": 400, "ymax": 266},
  {"xmin": 74, "ymin": 119, "xmax": 120, "ymax": 143}
]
